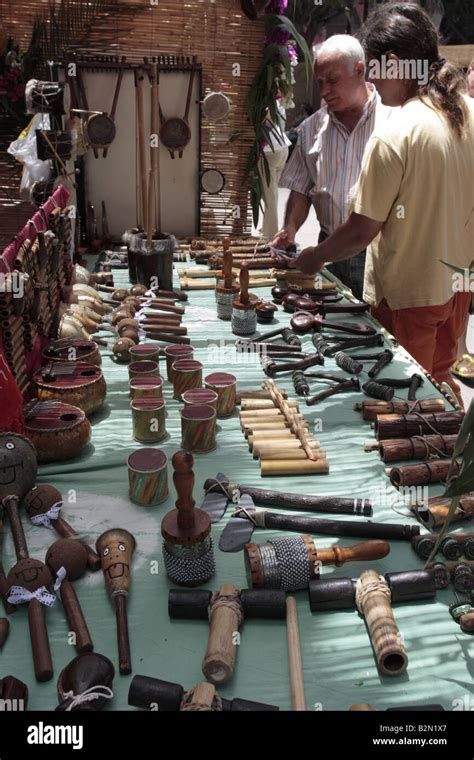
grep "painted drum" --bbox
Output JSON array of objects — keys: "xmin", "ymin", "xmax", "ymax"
[
  {"xmin": 164, "ymin": 344, "xmax": 194, "ymax": 382},
  {"xmin": 130, "ymin": 398, "xmax": 167, "ymax": 443},
  {"xmin": 128, "ymin": 360, "xmax": 160, "ymax": 379},
  {"xmin": 172, "ymin": 359, "xmax": 203, "ymax": 401},
  {"xmin": 181, "ymin": 404, "xmax": 217, "ymax": 453},
  {"xmin": 129, "ymin": 375, "xmax": 164, "ymax": 400},
  {"xmin": 204, "ymin": 372, "xmax": 237, "ymax": 418},
  {"xmin": 182, "ymin": 388, "xmax": 218, "ymax": 410},
  {"xmin": 129, "ymin": 344, "xmax": 160, "ymax": 365},
  {"xmin": 128, "ymin": 448, "xmax": 169, "ymax": 506}
]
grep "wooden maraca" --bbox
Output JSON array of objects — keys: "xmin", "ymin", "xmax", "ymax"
[
  {"xmin": 45, "ymin": 538, "xmax": 93, "ymax": 653},
  {"xmin": 161, "ymin": 451, "xmax": 215, "ymax": 587},
  {"xmin": 23, "ymin": 484, "xmax": 101, "ymax": 571},
  {"xmin": 0, "ymin": 433, "xmax": 37, "ymax": 561},
  {"xmin": 56, "ymin": 652, "xmax": 115, "ymax": 711},
  {"xmin": 290, "ymin": 311, "xmax": 376, "ymax": 336},
  {"xmin": 7, "ymin": 558, "xmax": 55, "ymax": 681},
  {"xmin": 96, "ymin": 528, "xmax": 136, "ymax": 675}
]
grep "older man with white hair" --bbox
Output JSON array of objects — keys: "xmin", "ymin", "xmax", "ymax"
[{"xmin": 274, "ymin": 34, "xmax": 393, "ymax": 300}]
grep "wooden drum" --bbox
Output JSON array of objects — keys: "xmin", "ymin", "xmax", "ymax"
[
  {"xmin": 24, "ymin": 401, "xmax": 91, "ymax": 464},
  {"xmin": 33, "ymin": 362, "xmax": 106, "ymax": 416},
  {"xmin": 42, "ymin": 339, "xmax": 102, "ymax": 367}
]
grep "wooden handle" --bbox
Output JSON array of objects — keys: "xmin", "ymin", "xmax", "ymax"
[
  {"xmin": 239, "ymin": 267, "xmax": 249, "ymax": 305},
  {"xmin": 28, "ymin": 599, "xmax": 53, "ymax": 682},
  {"xmin": 60, "ymin": 580, "xmax": 93, "ymax": 653},
  {"xmin": 115, "ymin": 594, "xmax": 132, "ymax": 675},
  {"xmin": 136, "ymin": 69, "xmax": 148, "ymax": 235},
  {"xmin": 317, "ymin": 540, "xmax": 390, "ymax": 566},
  {"xmin": 172, "ymin": 450, "xmax": 195, "ymax": 531},
  {"xmin": 223, "ymin": 239, "xmax": 233, "ymax": 290},
  {"xmin": 286, "ymin": 597, "xmax": 305, "ymax": 711},
  {"xmin": 202, "ymin": 584, "xmax": 241, "ymax": 685},
  {"xmin": 4, "ymin": 497, "xmax": 29, "ymax": 561}
]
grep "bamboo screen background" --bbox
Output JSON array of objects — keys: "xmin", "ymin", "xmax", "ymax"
[{"xmin": 1, "ymin": 0, "xmax": 266, "ymax": 238}]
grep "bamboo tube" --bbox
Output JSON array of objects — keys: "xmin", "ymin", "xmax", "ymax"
[
  {"xmin": 241, "ymin": 399, "xmax": 298, "ymax": 411},
  {"xmin": 354, "ymin": 398, "xmax": 445, "ymax": 421},
  {"xmin": 260, "ymin": 459, "xmax": 329, "ymax": 476},
  {"xmin": 286, "ymin": 597, "xmax": 305, "ymax": 711},
  {"xmin": 237, "ymin": 390, "xmax": 288, "ymax": 404},
  {"xmin": 355, "ymin": 570, "xmax": 408, "ymax": 677},
  {"xmin": 248, "ymin": 433, "xmax": 318, "ymax": 448},
  {"xmin": 379, "ymin": 434, "xmax": 459, "ymax": 463},
  {"xmin": 264, "ymin": 379, "xmax": 316, "ymax": 462},
  {"xmin": 388, "ymin": 459, "xmax": 461, "ymax": 488},
  {"xmin": 240, "ymin": 408, "xmax": 296, "ymax": 419},
  {"xmin": 243, "ymin": 420, "xmax": 309, "ymax": 433},
  {"xmin": 259, "ymin": 448, "xmax": 327, "ymax": 461},
  {"xmin": 252, "ymin": 439, "xmax": 321, "ymax": 454},
  {"xmin": 201, "ymin": 583, "xmax": 241, "ymax": 685}
]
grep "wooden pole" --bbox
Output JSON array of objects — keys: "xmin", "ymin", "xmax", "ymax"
[
  {"xmin": 136, "ymin": 70, "xmax": 148, "ymax": 235},
  {"xmin": 286, "ymin": 597, "xmax": 305, "ymax": 711}
]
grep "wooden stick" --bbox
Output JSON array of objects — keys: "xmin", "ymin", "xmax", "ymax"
[
  {"xmin": 136, "ymin": 70, "xmax": 148, "ymax": 234},
  {"xmin": 154, "ymin": 66, "xmax": 161, "ymax": 233},
  {"xmin": 286, "ymin": 597, "xmax": 305, "ymax": 711}
]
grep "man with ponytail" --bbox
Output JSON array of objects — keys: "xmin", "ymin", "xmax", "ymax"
[{"xmin": 293, "ymin": 2, "xmax": 474, "ymax": 403}]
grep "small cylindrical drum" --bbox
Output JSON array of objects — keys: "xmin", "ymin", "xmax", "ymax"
[
  {"xmin": 204, "ymin": 372, "xmax": 237, "ymax": 418},
  {"xmin": 232, "ymin": 305, "xmax": 257, "ymax": 336},
  {"xmin": 181, "ymin": 404, "xmax": 216, "ymax": 453},
  {"xmin": 128, "ymin": 448, "xmax": 169, "ymax": 506},
  {"xmin": 131, "ymin": 398, "xmax": 167, "ymax": 443},
  {"xmin": 164, "ymin": 344, "xmax": 194, "ymax": 382},
  {"xmin": 182, "ymin": 388, "xmax": 218, "ymax": 410},
  {"xmin": 128, "ymin": 360, "xmax": 160, "ymax": 379},
  {"xmin": 172, "ymin": 359, "xmax": 203, "ymax": 401},
  {"xmin": 129, "ymin": 344, "xmax": 160, "ymax": 365},
  {"xmin": 129, "ymin": 375, "xmax": 164, "ymax": 400}
]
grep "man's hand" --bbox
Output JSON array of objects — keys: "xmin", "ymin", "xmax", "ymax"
[
  {"xmin": 270, "ymin": 227, "xmax": 296, "ymax": 250},
  {"xmin": 293, "ymin": 246, "xmax": 324, "ymax": 275}
]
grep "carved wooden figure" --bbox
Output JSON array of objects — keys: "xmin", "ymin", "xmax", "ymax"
[{"xmin": 96, "ymin": 528, "xmax": 136, "ymax": 675}]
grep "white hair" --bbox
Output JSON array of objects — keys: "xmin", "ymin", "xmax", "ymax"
[{"xmin": 313, "ymin": 35, "xmax": 366, "ymax": 73}]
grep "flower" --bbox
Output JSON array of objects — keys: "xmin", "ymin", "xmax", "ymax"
[{"xmin": 266, "ymin": 0, "xmax": 288, "ymax": 12}]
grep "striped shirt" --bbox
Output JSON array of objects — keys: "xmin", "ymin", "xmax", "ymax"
[{"xmin": 280, "ymin": 85, "xmax": 393, "ymax": 234}]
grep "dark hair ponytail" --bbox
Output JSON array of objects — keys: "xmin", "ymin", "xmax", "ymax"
[{"xmin": 360, "ymin": 2, "xmax": 467, "ymax": 137}]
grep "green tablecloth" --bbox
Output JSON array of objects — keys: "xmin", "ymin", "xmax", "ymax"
[{"xmin": 5, "ymin": 264, "xmax": 471, "ymax": 713}]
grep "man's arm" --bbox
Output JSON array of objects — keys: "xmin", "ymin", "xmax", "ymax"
[
  {"xmin": 271, "ymin": 191, "xmax": 311, "ymax": 249},
  {"xmin": 293, "ymin": 213, "xmax": 384, "ymax": 274}
]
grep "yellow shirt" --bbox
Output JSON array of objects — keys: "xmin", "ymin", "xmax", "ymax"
[{"xmin": 351, "ymin": 95, "xmax": 474, "ymax": 309}]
